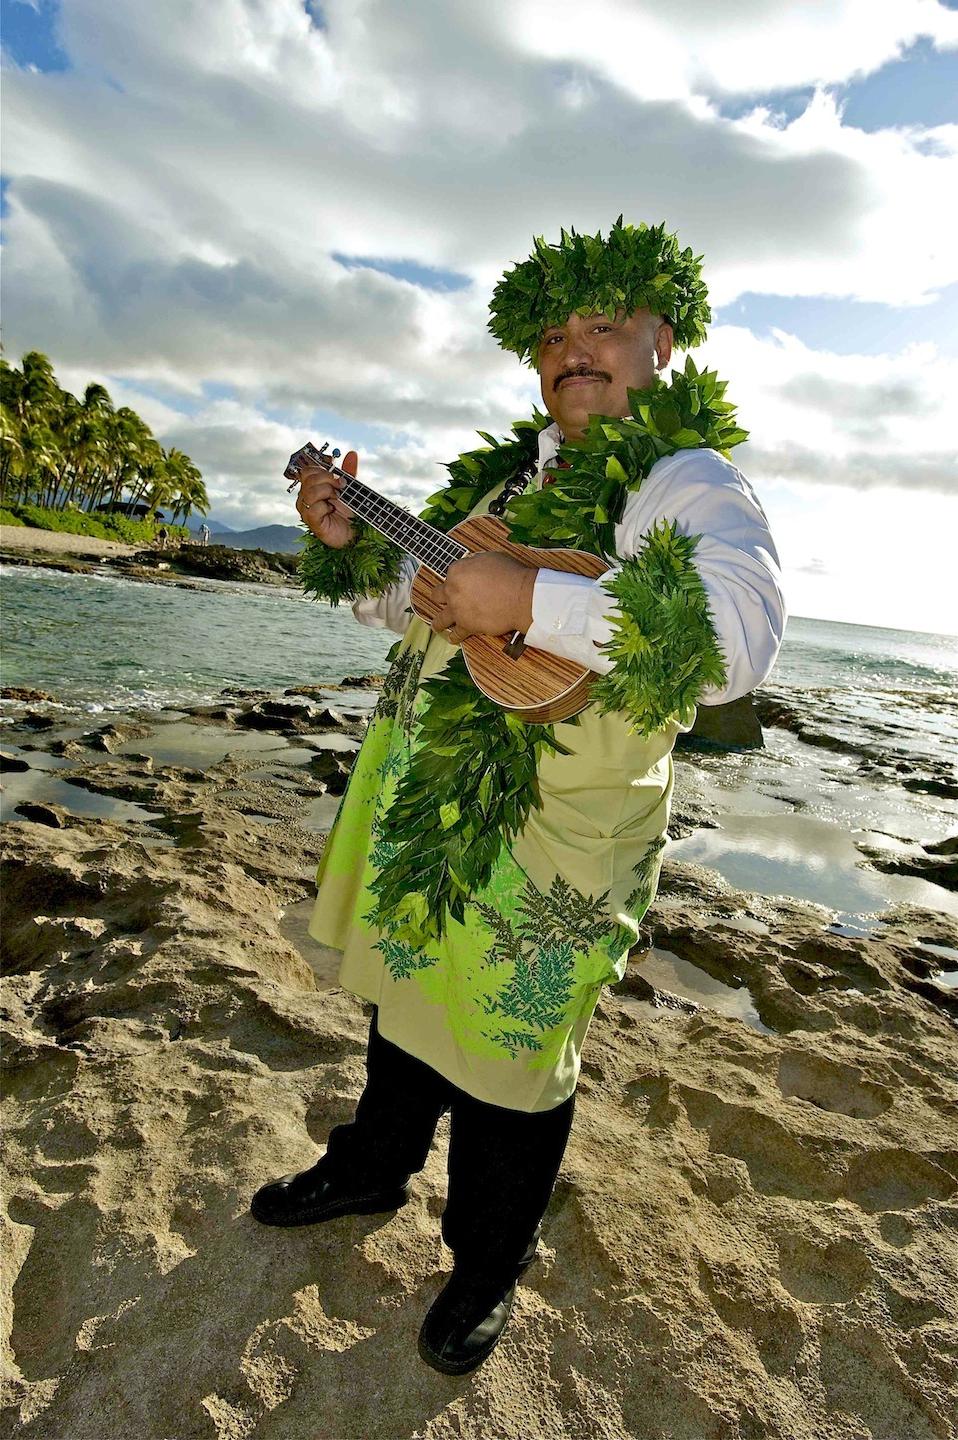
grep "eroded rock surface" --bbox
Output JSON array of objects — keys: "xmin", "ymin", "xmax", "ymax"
[{"xmin": 1, "ymin": 688, "xmax": 956, "ymax": 1440}]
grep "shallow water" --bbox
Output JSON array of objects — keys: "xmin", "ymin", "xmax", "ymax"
[
  {"xmin": 278, "ymin": 897, "xmax": 343, "ymax": 986},
  {"xmin": 0, "ymin": 764, "xmax": 166, "ymax": 828},
  {"xmin": 669, "ymin": 809, "xmax": 958, "ymax": 923},
  {"xmin": 115, "ymin": 720, "xmax": 292, "ymax": 769},
  {"xmin": 621, "ymin": 945, "xmax": 772, "ymax": 1033}
]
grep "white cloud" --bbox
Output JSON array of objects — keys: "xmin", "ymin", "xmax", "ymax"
[
  {"xmin": 2, "ymin": 0, "xmax": 956, "ymax": 627},
  {"xmin": 704, "ymin": 325, "xmax": 957, "ymax": 498},
  {"xmin": 508, "ymin": 0, "xmax": 958, "ymax": 100},
  {"xmin": 761, "ymin": 478, "xmax": 958, "ymax": 634}
]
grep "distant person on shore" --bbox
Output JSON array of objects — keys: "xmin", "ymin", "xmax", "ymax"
[
  {"xmin": 258, "ymin": 219, "xmax": 787, "ymax": 1375},
  {"xmin": 156, "ymin": 525, "xmax": 169, "ymax": 551},
  {"xmin": 200, "ymin": 523, "xmax": 211, "ymax": 546}
]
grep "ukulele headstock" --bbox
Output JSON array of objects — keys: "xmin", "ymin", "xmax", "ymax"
[{"xmin": 284, "ymin": 441, "xmax": 342, "ymax": 489}]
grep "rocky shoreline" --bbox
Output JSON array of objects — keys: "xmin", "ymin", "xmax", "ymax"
[
  {"xmin": 1, "ymin": 534, "xmax": 300, "ymax": 591},
  {"xmin": 2, "ymin": 679, "xmax": 957, "ymax": 1438}
]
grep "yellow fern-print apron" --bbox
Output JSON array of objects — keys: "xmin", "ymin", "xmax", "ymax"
[{"xmin": 308, "ymin": 483, "xmax": 691, "ymax": 1111}]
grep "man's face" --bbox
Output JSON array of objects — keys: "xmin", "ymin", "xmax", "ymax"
[{"xmin": 537, "ymin": 306, "xmax": 673, "ymax": 440}]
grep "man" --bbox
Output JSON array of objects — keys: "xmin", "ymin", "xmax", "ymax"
[{"xmin": 252, "ymin": 220, "xmax": 786, "ymax": 1376}]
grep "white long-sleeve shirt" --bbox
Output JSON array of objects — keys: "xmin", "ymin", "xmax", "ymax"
[{"xmin": 352, "ymin": 422, "xmax": 787, "ymax": 705}]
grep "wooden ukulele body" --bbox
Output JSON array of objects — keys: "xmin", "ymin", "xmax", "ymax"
[{"xmin": 409, "ymin": 515, "xmax": 609, "ymax": 723}]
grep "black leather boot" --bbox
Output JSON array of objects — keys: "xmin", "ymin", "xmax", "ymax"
[
  {"xmin": 250, "ymin": 1159, "xmax": 410, "ymax": 1227},
  {"xmin": 417, "ymin": 1222, "xmax": 542, "ymax": 1375},
  {"xmin": 417, "ymin": 1270, "xmax": 518, "ymax": 1375}
]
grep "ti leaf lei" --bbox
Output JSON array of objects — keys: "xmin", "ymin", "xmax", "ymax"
[{"xmin": 298, "ymin": 357, "xmax": 746, "ymax": 944}]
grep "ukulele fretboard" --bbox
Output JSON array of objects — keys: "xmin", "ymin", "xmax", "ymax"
[{"xmin": 335, "ymin": 468, "xmax": 468, "ymax": 577}]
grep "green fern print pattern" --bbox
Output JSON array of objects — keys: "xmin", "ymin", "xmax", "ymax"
[
  {"xmin": 373, "ymin": 643, "xmax": 423, "ymax": 733},
  {"xmin": 474, "ymin": 873, "xmax": 627, "ymax": 1057},
  {"xmin": 356, "ymin": 635, "xmax": 666, "ymax": 1065},
  {"xmin": 625, "ymin": 834, "xmax": 666, "ymax": 915}
]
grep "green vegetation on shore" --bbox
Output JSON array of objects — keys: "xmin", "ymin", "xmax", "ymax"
[
  {"xmin": 0, "ymin": 503, "xmax": 188, "ymax": 545},
  {"xmin": 1, "ymin": 351, "xmax": 208, "ymax": 529}
]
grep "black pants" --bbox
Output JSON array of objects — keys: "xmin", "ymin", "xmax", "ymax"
[{"xmin": 319, "ymin": 1007, "xmax": 576, "ymax": 1282}]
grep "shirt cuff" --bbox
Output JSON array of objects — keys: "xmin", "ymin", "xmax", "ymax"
[{"xmin": 527, "ymin": 568, "xmax": 594, "ymax": 642}]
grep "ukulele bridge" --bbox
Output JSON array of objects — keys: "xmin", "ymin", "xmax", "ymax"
[{"xmin": 503, "ymin": 630, "xmax": 526, "ymax": 660}]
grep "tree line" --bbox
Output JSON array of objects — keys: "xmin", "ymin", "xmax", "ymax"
[{"xmin": 0, "ymin": 351, "xmax": 209, "ymax": 525}]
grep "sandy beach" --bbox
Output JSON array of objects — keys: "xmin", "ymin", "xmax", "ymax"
[
  {"xmin": 0, "ymin": 525, "xmax": 141, "ymax": 560},
  {"xmin": 1, "ymin": 677, "xmax": 956, "ymax": 1440}
]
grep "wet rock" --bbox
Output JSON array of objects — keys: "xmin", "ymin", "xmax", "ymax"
[
  {"xmin": 1, "ymin": 687, "xmax": 59, "ymax": 704},
  {"xmin": 0, "ymin": 750, "xmax": 30, "ymax": 772},
  {"xmin": 668, "ymin": 797, "xmax": 720, "ymax": 841},
  {"xmin": 751, "ymin": 692, "xmax": 802, "ymax": 733},
  {"xmin": 46, "ymin": 738, "xmax": 91, "ymax": 760},
  {"xmin": 120, "ymin": 753, "xmax": 155, "ymax": 774},
  {"xmin": 795, "ymin": 728, "xmax": 866, "ymax": 758},
  {"xmin": 233, "ymin": 697, "xmax": 351, "ymax": 734},
  {"xmin": 12, "ymin": 802, "xmax": 71, "ymax": 828},
  {"xmin": 234, "ymin": 708, "xmax": 290, "ymax": 733},
  {"xmin": 117, "ymin": 543, "xmax": 298, "ymax": 586},
  {"xmin": 13, "ymin": 711, "xmax": 59, "ymax": 732},
  {"xmin": 257, "ymin": 698, "xmax": 321, "ymax": 723},
  {"xmin": 338, "ymin": 674, "xmax": 385, "ymax": 689},
  {"xmin": 182, "ymin": 704, "xmax": 240, "ymax": 723},
  {"xmin": 81, "ymin": 721, "xmax": 153, "ymax": 753},
  {"xmin": 678, "ymin": 695, "xmax": 764, "ymax": 750},
  {"xmin": 924, "ymin": 834, "xmax": 958, "ymax": 856},
  {"xmin": 0, "ymin": 550, "xmax": 95, "ymax": 576},
  {"xmin": 61, "ymin": 771, "xmax": 155, "ymax": 804},
  {"xmin": 307, "ymin": 751, "xmax": 354, "ymax": 793},
  {"xmin": 903, "ymin": 774, "xmax": 958, "ymax": 800},
  {"xmin": 308, "ymin": 705, "xmax": 347, "ymax": 729},
  {"xmin": 857, "ymin": 843, "xmax": 958, "ymax": 894}
]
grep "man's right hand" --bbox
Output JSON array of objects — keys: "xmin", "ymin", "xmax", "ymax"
[{"xmin": 293, "ymin": 449, "xmax": 358, "ymax": 549}]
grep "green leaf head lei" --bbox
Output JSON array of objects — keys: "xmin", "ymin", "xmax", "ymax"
[{"xmin": 487, "ymin": 215, "xmax": 711, "ymax": 367}]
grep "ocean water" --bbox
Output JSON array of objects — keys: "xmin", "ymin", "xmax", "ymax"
[
  {"xmin": 0, "ymin": 564, "xmax": 395, "ymax": 712},
  {"xmin": 1, "ymin": 564, "xmax": 955, "ymax": 738},
  {"xmin": 3, "ymin": 562, "xmax": 956, "ymax": 931},
  {"xmin": 766, "ymin": 614, "xmax": 958, "ymax": 777}
]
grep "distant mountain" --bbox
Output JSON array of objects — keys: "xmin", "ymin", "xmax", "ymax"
[
  {"xmin": 187, "ymin": 518, "xmax": 236, "ymax": 535},
  {"xmin": 208, "ymin": 523, "xmax": 304, "ymax": 553}
]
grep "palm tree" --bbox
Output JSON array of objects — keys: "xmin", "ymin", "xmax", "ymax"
[
  {"xmin": 1, "ymin": 351, "xmax": 206, "ymax": 529},
  {"xmin": 164, "ymin": 448, "xmax": 209, "ymax": 526},
  {"xmin": 0, "ymin": 360, "xmax": 24, "ymax": 499},
  {"xmin": 3, "ymin": 352, "xmax": 65, "ymax": 505},
  {"xmin": 58, "ymin": 382, "xmax": 114, "ymax": 509}
]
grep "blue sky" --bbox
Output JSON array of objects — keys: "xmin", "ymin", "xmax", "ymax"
[
  {"xmin": 2, "ymin": 0, "xmax": 957, "ymax": 632},
  {"xmin": 0, "ymin": 0, "xmax": 68, "ymax": 73}
]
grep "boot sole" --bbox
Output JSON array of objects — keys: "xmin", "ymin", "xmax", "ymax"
[{"xmin": 250, "ymin": 1187, "xmax": 410, "ymax": 1227}]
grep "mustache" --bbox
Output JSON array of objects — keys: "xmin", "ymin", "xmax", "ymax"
[{"xmin": 554, "ymin": 368, "xmax": 612, "ymax": 391}]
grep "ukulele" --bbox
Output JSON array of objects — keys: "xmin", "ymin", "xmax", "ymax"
[{"xmin": 286, "ymin": 441, "xmax": 607, "ymax": 723}]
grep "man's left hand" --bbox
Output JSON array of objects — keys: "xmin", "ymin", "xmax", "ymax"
[{"xmin": 430, "ymin": 552, "xmax": 537, "ymax": 644}]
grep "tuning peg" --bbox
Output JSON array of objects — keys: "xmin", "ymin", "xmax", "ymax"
[{"xmin": 331, "ymin": 448, "xmax": 341, "ymax": 459}]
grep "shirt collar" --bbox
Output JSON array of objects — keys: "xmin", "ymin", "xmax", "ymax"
[{"xmin": 535, "ymin": 421, "xmax": 563, "ymax": 489}]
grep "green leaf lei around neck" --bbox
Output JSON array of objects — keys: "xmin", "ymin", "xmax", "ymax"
[{"xmin": 298, "ymin": 357, "xmax": 746, "ymax": 944}]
